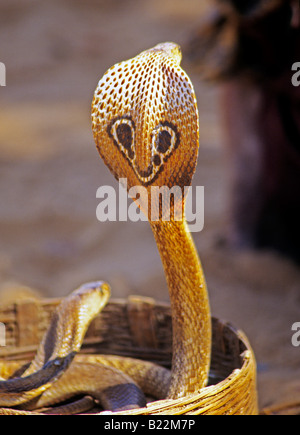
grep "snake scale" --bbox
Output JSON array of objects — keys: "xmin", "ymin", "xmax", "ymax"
[{"xmin": 0, "ymin": 42, "xmax": 211, "ymax": 414}]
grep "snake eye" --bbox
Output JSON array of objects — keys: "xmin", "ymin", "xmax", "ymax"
[
  {"xmin": 152, "ymin": 121, "xmax": 180, "ymax": 165},
  {"xmin": 108, "ymin": 117, "xmax": 135, "ymax": 160}
]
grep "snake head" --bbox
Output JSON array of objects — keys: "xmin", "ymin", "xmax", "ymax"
[
  {"xmin": 73, "ymin": 281, "xmax": 111, "ymax": 317},
  {"xmin": 92, "ymin": 42, "xmax": 199, "ymax": 220}
]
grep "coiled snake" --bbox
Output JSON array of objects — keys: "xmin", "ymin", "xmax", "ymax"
[{"xmin": 0, "ymin": 42, "xmax": 211, "ymax": 414}]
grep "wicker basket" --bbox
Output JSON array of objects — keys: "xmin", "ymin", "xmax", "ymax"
[{"xmin": 0, "ymin": 294, "xmax": 258, "ymax": 415}]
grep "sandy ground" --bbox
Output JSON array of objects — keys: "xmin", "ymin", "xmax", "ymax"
[{"xmin": 1, "ymin": 0, "xmax": 300, "ymax": 412}]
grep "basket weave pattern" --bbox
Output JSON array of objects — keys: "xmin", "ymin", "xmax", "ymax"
[{"xmin": 0, "ymin": 295, "xmax": 258, "ymax": 415}]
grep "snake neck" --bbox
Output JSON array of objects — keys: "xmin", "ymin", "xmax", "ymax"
[{"xmin": 150, "ymin": 218, "xmax": 211, "ymax": 399}]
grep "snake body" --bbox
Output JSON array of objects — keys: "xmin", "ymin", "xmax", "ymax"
[
  {"xmin": 0, "ymin": 283, "xmax": 152, "ymax": 413},
  {"xmin": 0, "ymin": 282, "xmax": 110, "ymax": 407},
  {"xmin": 0, "ymin": 42, "xmax": 211, "ymax": 413}
]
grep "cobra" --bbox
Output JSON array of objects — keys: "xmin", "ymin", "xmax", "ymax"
[
  {"xmin": 0, "ymin": 42, "xmax": 211, "ymax": 413},
  {"xmin": 92, "ymin": 42, "xmax": 211, "ymax": 399}
]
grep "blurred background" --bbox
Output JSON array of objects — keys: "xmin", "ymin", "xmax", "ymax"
[{"xmin": 0, "ymin": 0, "xmax": 300, "ymax": 411}]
